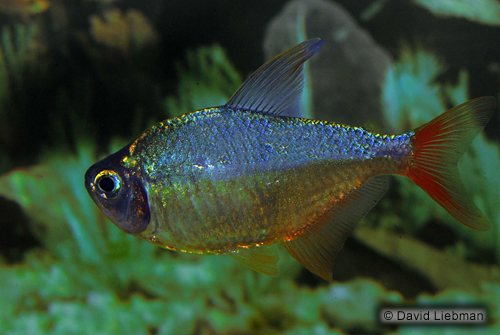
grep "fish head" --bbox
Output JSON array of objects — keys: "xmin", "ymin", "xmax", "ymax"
[{"xmin": 85, "ymin": 146, "xmax": 150, "ymax": 235}]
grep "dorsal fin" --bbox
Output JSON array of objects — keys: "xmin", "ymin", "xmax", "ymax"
[
  {"xmin": 283, "ymin": 176, "xmax": 389, "ymax": 281},
  {"xmin": 224, "ymin": 38, "xmax": 325, "ymax": 116},
  {"xmin": 230, "ymin": 245, "xmax": 279, "ymax": 276}
]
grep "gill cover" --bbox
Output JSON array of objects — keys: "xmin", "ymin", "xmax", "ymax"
[{"xmin": 84, "ymin": 146, "xmax": 150, "ymax": 234}]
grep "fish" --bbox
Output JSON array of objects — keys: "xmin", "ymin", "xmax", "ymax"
[
  {"xmin": 0, "ymin": 0, "xmax": 50, "ymax": 15},
  {"xmin": 85, "ymin": 38, "xmax": 496, "ymax": 281}
]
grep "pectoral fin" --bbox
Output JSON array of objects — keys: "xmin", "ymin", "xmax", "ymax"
[
  {"xmin": 283, "ymin": 176, "xmax": 389, "ymax": 281},
  {"xmin": 230, "ymin": 245, "xmax": 279, "ymax": 276}
]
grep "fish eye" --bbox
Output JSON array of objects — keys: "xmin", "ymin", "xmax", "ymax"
[
  {"xmin": 94, "ymin": 170, "xmax": 122, "ymax": 199},
  {"xmin": 99, "ymin": 176, "xmax": 115, "ymax": 192}
]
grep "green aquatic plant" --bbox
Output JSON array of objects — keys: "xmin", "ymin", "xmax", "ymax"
[
  {"xmin": 0, "ymin": 23, "xmax": 40, "ymax": 98},
  {"xmin": 163, "ymin": 44, "xmax": 243, "ymax": 117},
  {"xmin": 382, "ymin": 46, "xmax": 448, "ymax": 131},
  {"xmin": 381, "ymin": 47, "xmax": 500, "ymax": 262},
  {"xmin": 0, "ymin": 30, "xmax": 8, "ymax": 106},
  {"xmin": 0, "ymin": 23, "xmax": 43, "ymax": 173},
  {"xmin": 283, "ymin": 324, "xmax": 344, "ymax": 335},
  {"xmin": 89, "ymin": 8, "xmax": 160, "ymax": 55},
  {"xmin": 413, "ymin": 0, "xmax": 500, "ymax": 26}
]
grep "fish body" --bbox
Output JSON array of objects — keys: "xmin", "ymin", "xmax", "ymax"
[
  {"xmin": 127, "ymin": 109, "xmax": 409, "ymax": 253},
  {"xmin": 85, "ymin": 39, "xmax": 495, "ymax": 281}
]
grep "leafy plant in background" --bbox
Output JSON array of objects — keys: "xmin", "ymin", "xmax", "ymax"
[
  {"xmin": 361, "ymin": 0, "xmax": 500, "ymax": 25},
  {"xmin": 413, "ymin": 0, "xmax": 500, "ymax": 26},
  {"xmin": 0, "ymin": 22, "xmax": 44, "ymax": 173},
  {"xmin": 89, "ymin": 7, "xmax": 160, "ymax": 55},
  {"xmin": 163, "ymin": 44, "xmax": 243, "ymax": 117},
  {"xmin": 0, "ymin": 23, "xmax": 41, "ymax": 98}
]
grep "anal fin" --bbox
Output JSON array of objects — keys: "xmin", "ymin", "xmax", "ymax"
[
  {"xmin": 230, "ymin": 245, "xmax": 279, "ymax": 276},
  {"xmin": 283, "ymin": 176, "xmax": 389, "ymax": 281}
]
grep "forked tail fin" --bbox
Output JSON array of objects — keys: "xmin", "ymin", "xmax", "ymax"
[{"xmin": 405, "ymin": 96, "xmax": 496, "ymax": 231}]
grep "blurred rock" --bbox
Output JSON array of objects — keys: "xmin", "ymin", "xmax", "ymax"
[{"xmin": 264, "ymin": 0, "xmax": 393, "ymax": 128}]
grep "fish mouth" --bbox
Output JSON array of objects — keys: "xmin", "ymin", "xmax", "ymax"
[
  {"xmin": 84, "ymin": 165, "xmax": 105, "ymax": 215},
  {"xmin": 84, "ymin": 164, "xmax": 99, "ymax": 201}
]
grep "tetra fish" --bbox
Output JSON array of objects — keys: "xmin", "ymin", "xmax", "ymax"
[{"xmin": 85, "ymin": 39, "xmax": 495, "ymax": 281}]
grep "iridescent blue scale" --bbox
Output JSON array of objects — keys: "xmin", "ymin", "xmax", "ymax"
[{"xmin": 136, "ymin": 108, "xmax": 413, "ymax": 185}]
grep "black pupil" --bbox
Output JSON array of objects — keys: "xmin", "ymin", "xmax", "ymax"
[{"xmin": 99, "ymin": 176, "xmax": 115, "ymax": 193}]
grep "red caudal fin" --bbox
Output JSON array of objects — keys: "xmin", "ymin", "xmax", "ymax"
[{"xmin": 405, "ymin": 97, "xmax": 496, "ymax": 231}]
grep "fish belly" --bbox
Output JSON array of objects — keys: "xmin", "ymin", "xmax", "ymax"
[{"xmin": 141, "ymin": 156, "xmax": 399, "ymax": 254}]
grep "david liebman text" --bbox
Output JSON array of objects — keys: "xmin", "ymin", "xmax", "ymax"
[
  {"xmin": 380, "ymin": 308, "xmax": 486, "ymax": 324},
  {"xmin": 398, "ymin": 310, "xmax": 483, "ymax": 321}
]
